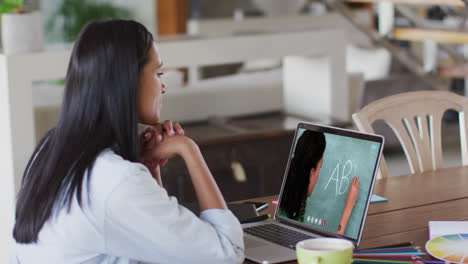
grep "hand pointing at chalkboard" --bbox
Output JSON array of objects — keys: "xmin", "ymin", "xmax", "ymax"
[{"xmin": 337, "ymin": 176, "xmax": 360, "ymax": 235}]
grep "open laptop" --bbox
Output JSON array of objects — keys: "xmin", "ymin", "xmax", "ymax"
[{"xmin": 243, "ymin": 122, "xmax": 384, "ymax": 263}]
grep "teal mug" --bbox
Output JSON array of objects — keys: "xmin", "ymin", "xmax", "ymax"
[{"xmin": 296, "ymin": 238, "xmax": 354, "ymax": 264}]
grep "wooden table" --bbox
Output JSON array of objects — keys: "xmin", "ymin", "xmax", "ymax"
[{"xmin": 241, "ymin": 166, "xmax": 468, "ymax": 263}]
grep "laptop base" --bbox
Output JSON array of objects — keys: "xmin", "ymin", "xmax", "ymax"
[{"xmin": 243, "ymin": 220, "xmax": 319, "ymax": 263}]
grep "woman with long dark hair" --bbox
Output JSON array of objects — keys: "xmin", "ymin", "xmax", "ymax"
[
  {"xmin": 279, "ymin": 130, "xmax": 359, "ymax": 235},
  {"xmin": 12, "ymin": 20, "xmax": 243, "ymax": 264}
]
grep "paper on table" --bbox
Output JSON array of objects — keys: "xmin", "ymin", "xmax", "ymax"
[
  {"xmin": 370, "ymin": 194, "xmax": 388, "ymax": 203},
  {"xmin": 428, "ymin": 221, "xmax": 468, "ymax": 239}
]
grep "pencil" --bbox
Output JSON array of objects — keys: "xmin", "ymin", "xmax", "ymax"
[
  {"xmin": 353, "ymin": 262, "xmax": 395, "ymax": 264},
  {"xmin": 355, "ymin": 250, "xmax": 424, "ymax": 254},
  {"xmin": 353, "ymin": 260, "xmax": 448, "ymax": 264},
  {"xmin": 353, "ymin": 253, "xmax": 425, "ymax": 256},
  {"xmin": 361, "ymin": 242, "xmax": 414, "ymax": 250},
  {"xmin": 354, "ymin": 252, "xmax": 422, "ymax": 256},
  {"xmin": 355, "ymin": 247, "xmax": 420, "ymax": 253},
  {"xmin": 354, "ymin": 251, "xmax": 420, "ymax": 255},
  {"xmin": 355, "ymin": 256, "xmax": 421, "ymax": 261},
  {"xmin": 353, "ymin": 259, "xmax": 444, "ymax": 264},
  {"xmin": 353, "ymin": 258, "xmax": 447, "ymax": 264},
  {"xmin": 353, "ymin": 259, "xmax": 412, "ymax": 264}
]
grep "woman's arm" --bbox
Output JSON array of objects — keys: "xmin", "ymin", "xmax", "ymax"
[
  {"xmin": 179, "ymin": 138, "xmax": 227, "ymax": 210},
  {"xmin": 107, "ymin": 130, "xmax": 243, "ymax": 263},
  {"xmin": 144, "ymin": 133, "xmax": 227, "ymax": 211},
  {"xmin": 337, "ymin": 176, "xmax": 359, "ymax": 235},
  {"xmin": 104, "ymin": 165, "xmax": 243, "ymax": 264},
  {"xmin": 139, "ymin": 121, "xmax": 185, "ymax": 186},
  {"xmin": 140, "ymin": 120, "xmax": 227, "ymax": 210}
]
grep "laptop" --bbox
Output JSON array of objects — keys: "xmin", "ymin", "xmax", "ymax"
[{"xmin": 243, "ymin": 122, "xmax": 384, "ymax": 263}]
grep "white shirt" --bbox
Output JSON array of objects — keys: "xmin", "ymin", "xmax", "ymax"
[{"xmin": 12, "ymin": 149, "xmax": 245, "ymax": 264}]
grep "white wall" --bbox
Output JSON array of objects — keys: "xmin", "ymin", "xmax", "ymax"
[
  {"xmin": 0, "ymin": 55, "xmax": 16, "ymax": 264},
  {"xmin": 111, "ymin": 0, "xmax": 157, "ymax": 36}
]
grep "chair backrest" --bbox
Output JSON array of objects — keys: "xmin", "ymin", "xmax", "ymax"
[{"xmin": 352, "ymin": 91, "xmax": 468, "ymax": 179}]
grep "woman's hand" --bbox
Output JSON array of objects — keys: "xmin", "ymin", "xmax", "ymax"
[
  {"xmin": 337, "ymin": 176, "xmax": 360, "ymax": 235},
  {"xmin": 142, "ymin": 120, "xmax": 227, "ymax": 211},
  {"xmin": 345, "ymin": 176, "xmax": 359, "ymax": 210},
  {"xmin": 140, "ymin": 120, "xmax": 184, "ymax": 183},
  {"xmin": 148, "ymin": 134, "xmax": 196, "ymax": 160}
]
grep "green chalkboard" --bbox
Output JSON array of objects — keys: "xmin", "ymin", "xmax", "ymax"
[{"xmin": 285, "ymin": 128, "xmax": 381, "ymax": 239}]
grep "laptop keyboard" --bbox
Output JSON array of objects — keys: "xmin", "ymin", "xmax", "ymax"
[{"xmin": 244, "ymin": 223, "xmax": 315, "ymax": 249}]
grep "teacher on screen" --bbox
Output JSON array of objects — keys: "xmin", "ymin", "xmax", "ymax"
[{"xmin": 278, "ymin": 130, "xmax": 359, "ymax": 235}]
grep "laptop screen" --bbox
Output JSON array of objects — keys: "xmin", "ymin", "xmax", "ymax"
[{"xmin": 277, "ymin": 123, "xmax": 383, "ymax": 242}]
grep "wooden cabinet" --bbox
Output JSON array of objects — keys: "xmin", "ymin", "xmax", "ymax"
[{"xmin": 161, "ymin": 132, "xmax": 293, "ymax": 202}]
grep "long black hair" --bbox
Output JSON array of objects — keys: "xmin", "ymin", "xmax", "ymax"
[
  {"xmin": 13, "ymin": 19, "xmax": 154, "ymax": 243},
  {"xmin": 280, "ymin": 130, "xmax": 326, "ymax": 221}
]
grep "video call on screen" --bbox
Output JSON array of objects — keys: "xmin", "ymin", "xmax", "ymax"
[{"xmin": 278, "ymin": 128, "xmax": 381, "ymax": 240}]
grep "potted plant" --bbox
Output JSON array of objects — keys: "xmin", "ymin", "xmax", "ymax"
[
  {"xmin": 46, "ymin": 0, "xmax": 132, "ymax": 43},
  {"xmin": 1, "ymin": 0, "xmax": 44, "ymax": 54}
]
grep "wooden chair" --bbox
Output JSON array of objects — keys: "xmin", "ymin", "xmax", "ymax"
[{"xmin": 352, "ymin": 91, "xmax": 468, "ymax": 179}]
